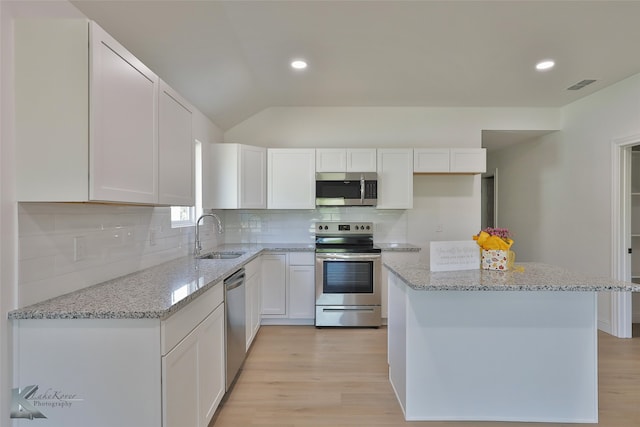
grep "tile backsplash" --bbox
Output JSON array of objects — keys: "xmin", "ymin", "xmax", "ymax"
[
  {"xmin": 17, "ymin": 175, "xmax": 479, "ymax": 307},
  {"xmin": 223, "ymin": 207, "xmax": 408, "ymax": 244},
  {"xmin": 18, "ymin": 203, "xmax": 222, "ymax": 307}
]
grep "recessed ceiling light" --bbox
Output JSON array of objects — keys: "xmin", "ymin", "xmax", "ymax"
[
  {"xmin": 535, "ymin": 60, "xmax": 555, "ymax": 71},
  {"xmin": 291, "ymin": 60, "xmax": 307, "ymax": 70}
]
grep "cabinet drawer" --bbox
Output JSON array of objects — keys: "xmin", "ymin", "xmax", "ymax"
[
  {"xmin": 161, "ymin": 282, "xmax": 223, "ymax": 355},
  {"xmin": 288, "ymin": 252, "xmax": 315, "ymax": 265}
]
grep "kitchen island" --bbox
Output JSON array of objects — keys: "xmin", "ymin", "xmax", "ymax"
[{"xmin": 384, "ymin": 262, "xmax": 640, "ymax": 423}]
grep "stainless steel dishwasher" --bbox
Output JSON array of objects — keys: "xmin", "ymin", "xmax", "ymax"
[{"xmin": 224, "ymin": 268, "xmax": 246, "ymax": 391}]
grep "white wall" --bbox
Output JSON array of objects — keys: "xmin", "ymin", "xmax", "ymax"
[
  {"xmin": 225, "ymin": 106, "xmax": 561, "ymax": 147},
  {"xmin": 223, "ymin": 106, "xmax": 560, "ymax": 262},
  {"xmin": 0, "ymin": 3, "xmax": 10, "ymax": 424},
  {"xmin": 487, "ymin": 72, "xmax": 640, "ymax": 334}
]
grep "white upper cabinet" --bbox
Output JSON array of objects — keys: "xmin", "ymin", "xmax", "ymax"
[
  {"xmin": 347, "ymin": 149, "xmax": 377, "ymax": 172},
  {"xmin": 413, "ymin": 148, "xmax": 450, "ymax": 173},
  {"xmin": 377, "ymin": 149, "xmax": 413, "ymax": 209},
  {"xmin": 267, "ymin": 149, "xmax": 316, "ymax": 209},
  {"xmin": 450, "ymin": 148, "xmax": 487, "ymax": 173},
  {"xmin": 16, "ymin": 19, "xmax": 199, "ymax": 205},
  {"xmin": 316, "ymin": 148, "xmax": 377, "ymax": 172},
  {"xmin": 208, "ymin": 143, "xmax": 266, "ymax": 209},
  {"xmin": 158, "ymin": 80, "xmax": 194, "ymax": 206},
  {"xmin": 316, "ymin": 149, "xmax": 346, "ymax": 172},
  {"xmin": 17, "ymin": 19, "xmax": 159, "ymax": 203},
  {"xmin": 89, "ymin": 22, "xmax": 159, "ymax": 204},
  {"xmin": 413, "ymin": 148, "xmax": 486, "ymax": 174}
]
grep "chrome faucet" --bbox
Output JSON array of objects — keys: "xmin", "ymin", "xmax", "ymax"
[{"xmin": 195, "ymin": 213, "xmax": 223, "ymax": 256}]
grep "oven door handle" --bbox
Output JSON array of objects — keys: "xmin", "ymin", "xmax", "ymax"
[{"xmin": 315, "ymin": 253, "xmax": 381, "ymax": 261}]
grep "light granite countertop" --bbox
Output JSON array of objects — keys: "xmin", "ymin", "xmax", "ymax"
[
  {"xmin": 9, "ymin": 243, "xmax": 314, "ymax": 321},
  {"xmin": 384, "ymin": 261, "xmax": 640, "ymax": 292},
  {"xmin": 375, "ymin": 243, "xmax": 421, "ymax": 252}
]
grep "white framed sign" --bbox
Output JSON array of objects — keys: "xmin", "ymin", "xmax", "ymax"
[{"xmin": 430, "ymin": 240, "xmax": 480, "ymax": 272}]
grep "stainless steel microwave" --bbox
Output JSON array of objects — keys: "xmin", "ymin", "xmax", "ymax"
[{"xmin": 315, "ymin": 172, "xmax": 377, "ymax": 206}]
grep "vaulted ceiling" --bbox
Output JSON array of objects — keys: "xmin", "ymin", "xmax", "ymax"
[{"xmin": 71, "ymin": 0, "xmax": 640, "ymax": 137}]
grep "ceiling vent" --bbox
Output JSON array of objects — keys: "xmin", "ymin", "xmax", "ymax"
[{"xmin": 567, "ymin": 79, "xmax": 597, "ymax": 90}]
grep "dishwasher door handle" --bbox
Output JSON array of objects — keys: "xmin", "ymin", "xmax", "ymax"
[{"xmin": 225, "ymin": 280, "xmax": 243, "ymax": 291}]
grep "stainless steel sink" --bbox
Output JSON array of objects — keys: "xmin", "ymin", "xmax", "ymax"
[{"xmin": 198, "ymin": 251, "xmax": 245, "ymax": 260}]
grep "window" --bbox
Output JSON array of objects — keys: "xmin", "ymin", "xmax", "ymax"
[
  {"xmin": 170, "ymin": 206, "xmax": 195, "ymax": 228},
  {"xmin": 171, "ymin": 140, "xmax": 203, "ymax": 228}
]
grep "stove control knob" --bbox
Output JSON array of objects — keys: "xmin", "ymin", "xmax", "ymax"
[
  {"xmin": 366, "ymin": 225, "xmax": 370, "ymax": 230},
  {"xmin": 324, "ymin": 226, "xmax": 328, "ymax": 230},
  {"xmin": 355, "ymin": 225, "xmax": 360, "ymax": 230}
]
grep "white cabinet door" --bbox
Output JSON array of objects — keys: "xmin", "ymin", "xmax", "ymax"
[
  {"xmin": 316, "ymin": 149, "xmax": 347, "ymax": 172},
  {"xmin": 261, "ymin": 253, "xmax": 287, "ymax": 316},
  {"xmin": 158, "ymin": 80, "xmax": 194, "ymax": 206},
  {"xmin": 163, "ymin": 327, "xmax": 199, "ymax": 427},
  {"xmin": 413, "ymin": 148, "xmax": 450, "ymax": 173},
  {"xmin": 89, "ymin": 21, "xmax": 159, "ymax": 204},
  {"xmin": 347, "ymin": 149, "xmax": 377, "ymax": 172},
  {"xmin": 381, "ymin": 252, "xmax": 420, "ymax": 320},
  {"xmin": 414, "ymin": 148, "xmax": 486, "ymax": 173},
  {"xmin": 252, "ymin": 271, "xmax": 262, "ymax": 335},
  {"xmin": 316, "ymin": 148, "xmax": 376, "ymax": 172},
  {"xmin": 245, "ymin": 271, "xmax": 261, "ymax": 350},
  {"xmin": 377, "ymin": 149, "xmax": 413, "ymax": 209},
  {"xmin": 268, "ymin": 149, "xmax": 316, "ymax": 209},
  {"xmin": 240, "ymin": 145, "xmax": 267, "ymax": 208},
  {"xmin": 198, "ymin": 304, "xmax": 225, "ymax": 427},
  {"xmin": 163, "ymin": 302, "xmax": 224, "ymax": 427},
  {"xmin": 450, "ymin": 148, "xmax": 487, "ymax": 173},
  {"xmin": 208, "ymin": 143, "xmax": 266, "ymax": 209},
  {"xmin": 288, "ymin": 265, "xmax": 315, "ymax": 319}
]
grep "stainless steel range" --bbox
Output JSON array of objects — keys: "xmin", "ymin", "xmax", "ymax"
[{"xmin": 315, "ymin": 221, "xmax": 382, "ymax": 327}]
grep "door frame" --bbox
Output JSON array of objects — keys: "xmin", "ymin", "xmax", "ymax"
[
  {"xmin": 611, "ymin": 134, "xmax": 640, "ymax": 338},
  {"xmin": 481, "ymin": 168, "xmax": 499, "ymax": 228}
]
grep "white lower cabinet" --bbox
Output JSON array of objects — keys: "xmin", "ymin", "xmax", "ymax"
[
  {"xmin": 261, "ymin": 253, "xmax": 287, "ymax": 316},
  {"xmin": 163, "ymin": 303, "xmax": 225, "ymax": 427},
  {"xmin": 261, "ymin": 252, "xmax": 315, "ymax": 324},
  {"xmin": 162, "ymin": 283, "xmax": 225, "ymax": 427},
  {"xmin": 163, "ymin": 326, "xmax": 199, "ymax": 427},
  {"xmin": 197, "ymin": 305, "xmax": 226, "ymax": 426},
  {"xmin": 12, "ymin": 283, "xmax": 225, "ymax": 427},
  {"xmin": 245, "ymin": 257, "xmax": 262, "ymax": 350},
  {"xmin": 288, "ymin": 253, "xmax": 316, "ymax": 319}
]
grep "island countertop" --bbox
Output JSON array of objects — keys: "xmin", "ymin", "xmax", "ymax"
[{"xmin": 384, "ymin": 261, "xmax": 640, "ymax": 291}]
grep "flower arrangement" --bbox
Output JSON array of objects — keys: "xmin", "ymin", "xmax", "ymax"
[
  {"xmin": 473, "ymin": 227, "xmax": 515, "ymax": 271},
  {"xmin": 473, "ymin": 227, "xmax": 513, "ymax": 250}
]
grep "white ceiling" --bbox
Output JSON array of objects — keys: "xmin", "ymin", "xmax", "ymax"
[{"xmin": 70, "ymin": 0, "xmax": 640, "ymax": 149}]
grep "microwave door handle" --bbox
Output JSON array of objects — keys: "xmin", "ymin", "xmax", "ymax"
[{"xmin": 360, "ymin": 174, "xmax": 365, "ymax": 204}]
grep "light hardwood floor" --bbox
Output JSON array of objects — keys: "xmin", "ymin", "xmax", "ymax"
[{"xmin": 211, "ymin": 326, "xmax": 640, "ymax": 427}]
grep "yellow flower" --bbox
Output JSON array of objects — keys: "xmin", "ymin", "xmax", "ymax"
[{"xmin": 473, "ymin": 231, "xmax": 513, "ymax": 250}]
